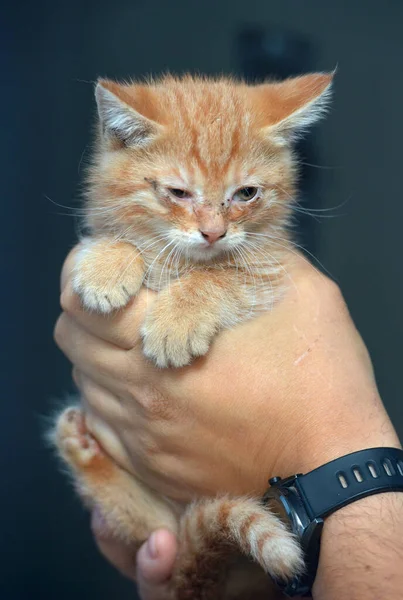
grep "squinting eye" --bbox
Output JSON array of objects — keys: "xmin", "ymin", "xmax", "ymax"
[
  {"xmin": 168, "ymin": 188, "xmax": 191, "ymax": 199},
  {"xmin": 233, "ymin": 187, "xmax": 259, "ymax": 202}
]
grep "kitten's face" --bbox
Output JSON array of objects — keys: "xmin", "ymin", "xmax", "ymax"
[
  {"xmin": 100, "ymin": 132, "xmax": 294, "ymax": 264},
  {"xmin": 88, "ymin": 75, "xmax": 332, "ymax": 263}
]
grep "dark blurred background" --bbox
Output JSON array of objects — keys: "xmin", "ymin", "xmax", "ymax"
[{"xmin": 3, "ymin": 1, "xmax": 403, "ymax": 598}]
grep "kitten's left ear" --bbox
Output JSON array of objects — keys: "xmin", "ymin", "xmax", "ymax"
[
  {"xmin": 254, "ymin": 72, "xmax": 334, "ymax": 143},
  {"xmin": 95, "ymin": 79, "xmax": 163, "ymax": 147}
]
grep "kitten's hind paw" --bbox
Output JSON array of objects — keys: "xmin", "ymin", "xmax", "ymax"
[{"xmin": 55, "ymin": 407, "xmax": 102, "ymax": 469}]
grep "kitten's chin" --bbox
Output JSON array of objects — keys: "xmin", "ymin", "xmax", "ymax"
[{"xmin": 188, "ymin": 245, "xmax": 226, "ymax": 263}]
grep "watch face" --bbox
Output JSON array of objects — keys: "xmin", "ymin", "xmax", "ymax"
[
  {"xmin": 264, "ymin": 482, "xmax": 323, "ymax": 597},
  {"xmin": 264, "ymin": 492, "xmax": 289, "ymax": 522},
  {"xmin": 264, "ymin": 486, "xmax": 311, "ymax": 540}
]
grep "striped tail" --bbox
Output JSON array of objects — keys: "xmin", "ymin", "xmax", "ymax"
[{"xmin": 172, "ymin": 497, "xmax": 304, "ymax": 599}]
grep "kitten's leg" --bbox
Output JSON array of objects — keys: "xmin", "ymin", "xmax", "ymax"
[
  {"xmin": 72, "ymin": 238, "xmax": 145, "ymax": 313},
  {"xmin": 171, "ymin": 498, "xmax": 304, "ymax": 600},
  {"xmin": 141, "ymin": 270, "xmax": 251, "ymax": 367},
  {"xmin": 51, "ymin": 406, "xmax": 178, "ymax": 543}
]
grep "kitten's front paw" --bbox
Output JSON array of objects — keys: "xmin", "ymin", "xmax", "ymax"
[
  {"xmin": 73, "ymin": 274, "xmax": 138, "ymax": 313},
  {"xmin": 141, "ymin": 295, "xmax": 220, "ymax": 368},
  {"xmin": 72, "ymin": 241, "xmax": 144, "ymax": 313}
]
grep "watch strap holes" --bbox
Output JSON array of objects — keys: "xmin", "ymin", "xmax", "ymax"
[
  {"xmin": 366, "ymin": 461, "xmax": 379, "ymax": 478},
  {"xmin": 352, "ymin": 466, "xmax": 364, "ymax": 482},
  {"xmin": 336, "ymin": 471, "xmax": 349, "ymax": 488},
  {"xmin": 382, "ymin": 458, "xmax": 395, "ymax": 476},
  {"xmin": 339, "ymin": 459, "xmax": 401, "ymax": 482}
]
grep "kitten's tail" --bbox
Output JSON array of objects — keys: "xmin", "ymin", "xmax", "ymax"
[{"xmin": 173, "ymin": 497, "xmax": 304, "ymax": 597}]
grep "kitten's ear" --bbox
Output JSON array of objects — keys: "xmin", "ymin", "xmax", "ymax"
[
  {"xmin": 95, "ymin": 80, "xmax": 163, "ymax": 147},
  {"xmin": 254, "ymin": 72, "xmax": 334, "ymax": 143}
]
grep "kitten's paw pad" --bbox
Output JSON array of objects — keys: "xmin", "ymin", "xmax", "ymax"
[
  {"xmin": 141, "ymin": 308, "xmax": 218, "ymax": 368},
  {"xmin": 56, "ymin": 408, "xmax": 102, "ymax": 468}
]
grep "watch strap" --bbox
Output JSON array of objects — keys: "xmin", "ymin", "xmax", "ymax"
[
  {"xmin": 295, "ymin": 447, "xmax": 403, "ymax": 520},
  {"xmin": 267, "ymin": 447, "xmax": 403, "ymax": 597}
]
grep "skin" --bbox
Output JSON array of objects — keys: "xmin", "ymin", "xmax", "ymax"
[{"xmin": 55, "ymin": 248, "xmax": 403, "ymax": 599}]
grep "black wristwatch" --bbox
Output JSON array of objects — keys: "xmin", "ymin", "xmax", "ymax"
[{"xmin": 263, "ymin": 447, "xmax": 403, "ymax": 597}]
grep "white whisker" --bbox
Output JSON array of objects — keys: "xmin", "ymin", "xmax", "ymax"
[
  {"xmin": 274, "ymin": 185, "xmax": 351, "ymax": 216},
  {"xmin": 144, "ymin": 239, "xmax": 176, "ymax": 294},
  {"xmin": 243, "ymin": 236, "xmax": 299, "ymax": 299},
  {"xmin": 246, "ymin": 231, "xmax": 333, "ymax": 280},
  {"xmin": 158, "ymin": 242, "xmax": 180, "ymax": 295}
]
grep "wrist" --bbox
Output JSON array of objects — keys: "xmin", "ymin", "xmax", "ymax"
[
  {"xmin": 264, "ymin": 446, "xmax": 403, "ymax": 597},
  {"xmin": 270, "ymin": 389, "xmax": 401, "ymax": 480},
  {"xmin": 313, "ymin": 492, "xmax": 403, "ymax": 599}
]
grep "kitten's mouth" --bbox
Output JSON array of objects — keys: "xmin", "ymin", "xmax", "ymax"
[
  {"xmin": 201, "ymin": 240, "xmax": 220, "ymax": 250},
  {"xmin": 188, "ymin": 242, "xmax": 226, "ymax": 262}
]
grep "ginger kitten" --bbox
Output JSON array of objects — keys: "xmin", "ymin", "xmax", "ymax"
[{"xmin": 51, "ymin": 73, "xmax": 332, "ymax": 598}]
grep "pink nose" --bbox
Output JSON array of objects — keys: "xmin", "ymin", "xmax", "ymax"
[{"xmin": 200, "ymin": 230, "xmax": 227, "ymax": 244}]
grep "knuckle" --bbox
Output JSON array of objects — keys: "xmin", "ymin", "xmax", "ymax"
[
  {"xmin": 121, "ymin": 352, "xmax": 145, "ymax": 390},
  {"xmin": 321, "ymin": 277, "xmax": 344, "ymax": 305},
  {"xmin": 305, "ymin": 271, "xmax": 343, "ymax": 304},
  {"xmin": 60, "ymin": 284, "xmax": 81, "ymax": 316},
  {"xmin": 53, "ymin": 314, "xmax": 68, "ymax": 348},
  {"xmin": 137, "ymin": 432, "xmax": 161, "ymax": 461},
  {"xmin": 314, "ymin": 276, "xmax": 351, "ymax": 321},
  {"xmin": 134, "ymin": 384, "xmax": 173, "ymax": 420}
]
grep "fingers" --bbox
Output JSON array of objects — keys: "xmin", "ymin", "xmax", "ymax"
[
  {"xmin": 54, "ymin": 312, "xmax": 129, "ymax": 386},
  {"xmin": 74, "ymin": 369, "xmax": 124, "ymax": 418},
  {"xmin": 60, "ymin": 283, "xmax": 152, "ymax": 350},
  {"xmin": 91, "ymin": 508, "xmax": 138, "ymax": 581},
  {"xmin": 60, "ymin": 244, "xmax": 157, "ymax": 350},
  {"xmin": 136, "ymin": 530, "xmax": 177, "ymax": 600},
  {"xmin": 92, "ymin": 508, "xmax": 177, "ymax": 600},
  {"xmin": 60, "ymin": 245, "xmax": 80, "ymax": 290},
  {"xmin": 74, "ymin": 370, "xmax": 135, "ymax": 471}
]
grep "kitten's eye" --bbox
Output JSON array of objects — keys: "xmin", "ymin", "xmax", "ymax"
[
  {"xmin": 233, "ymin": 187, "xmax": 259, "ymax": 202},
  {"xmin": 168, "ymin": 188, "xmax": 191, "ymax": 199}
]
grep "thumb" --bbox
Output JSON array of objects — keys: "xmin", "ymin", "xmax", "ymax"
[{"xmin": 136, "ymin": 529, "xmax": 177, "ymax": 600}]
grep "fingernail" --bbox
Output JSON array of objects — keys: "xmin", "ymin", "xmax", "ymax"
[{"xmin": 147, "ymin": 532, "xmax": 159, "ymax": 559}]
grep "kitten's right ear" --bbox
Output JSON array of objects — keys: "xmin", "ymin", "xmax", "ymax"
[
  {"xmin": 95, "ymin": 80, "xmax": 162, "ymax": 147},
  {"xmin": 253, "ymin": 72, "xmax": 334, "ymax": 144}
]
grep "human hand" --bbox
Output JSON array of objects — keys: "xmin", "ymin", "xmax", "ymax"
[
  {"xmin": 91, "ymin": 508, "xmax": 177, "ymax": 600},
  {"xmin": 55, "ymin": 247, "xmax": 401, "ymax": 597},
  {"xmin": 55, "ymin": 248, "xmax": 400, "ymax": 501}
]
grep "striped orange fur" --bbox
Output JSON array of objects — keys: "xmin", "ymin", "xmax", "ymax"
[{"xmin": 51, "ymin": 73, "xmax": 333, "ymax": 597}]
